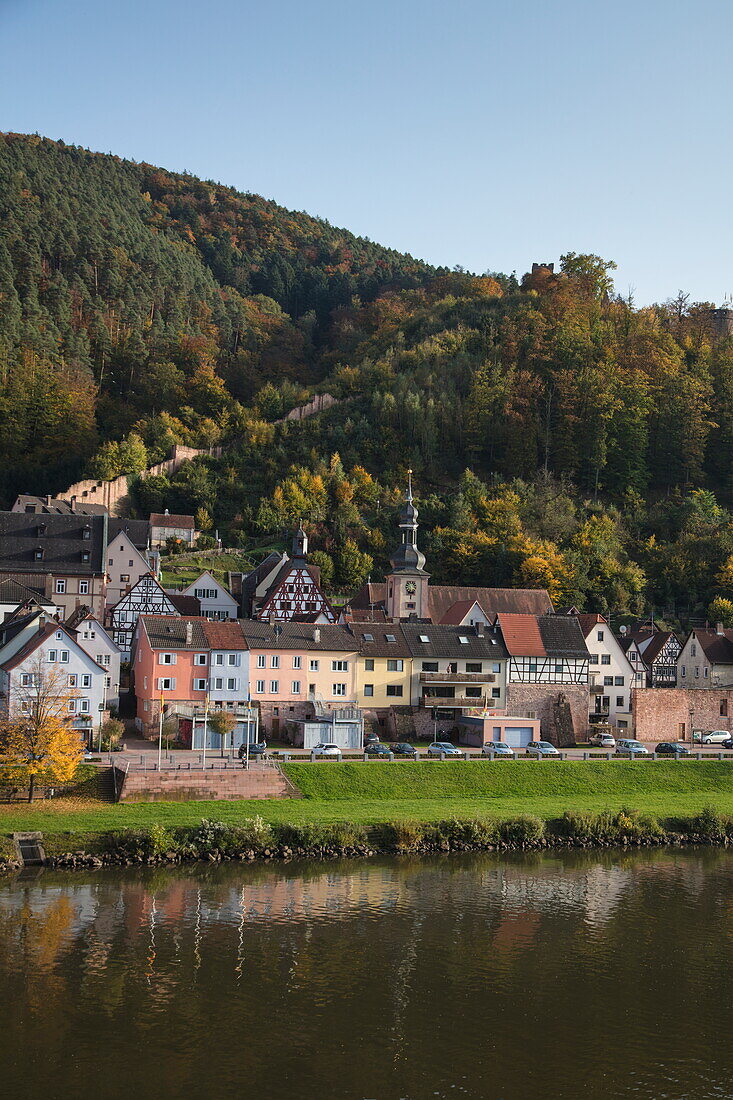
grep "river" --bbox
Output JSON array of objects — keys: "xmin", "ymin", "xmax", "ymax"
[{"xmin": 1, "ymin": 849, "xmax": 732, "ymax": 1099}]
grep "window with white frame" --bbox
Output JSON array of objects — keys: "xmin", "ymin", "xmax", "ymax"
[
  {"xmin": 292, "ymin": 680, "xmax": 301, "ymax": 694},
  {"xmin": 332, "ymin": 683, "xmax": 346, "ymax": 696},
  {"xmin": 310, "ymin": 659, "xmax": 319, "ymax": 671},
  {"xmin": 293, "ymin": 655, "xmax": 302, "ymax": 669},
  {"xmin": 68, "ymin": 699, "xmax": 77, "ymax": 713},
  {"xmin": 228, "ymin": 678, "xmax": 238, "ymax": 690},
  {"xmin": 194, "ymin": 653, "xmax": 208, "ymax": 665},
  {"xmin": 214, "ymin": 678, "xmax": 223, "ymax": 690},
  {"xmin": 103, "ymin": 654, "xmax": 110, "ymax": 666},
  {"xmin": 270, "ymin": 680, "xmax": 279, "ymax": 693},
  {"xmin": 79, "ymin": 699, "xmax": 90, "ymax": 713},
  {"xmin": 271, "ymin": 655, "xmax": 279, "ymax": 669},
  {"xmin": 159, "ymin": 653, "xmax": 177, "ymax": 665},
  {"xmin": 256, "ymin": 654, "xmax": 266, "ymax": 668},
  {"xmin": 48, "ymin": 649, "xmax": 57, "ymax": 662},
  {"xmin": 215, "ymin": 653, "xmax": 224, "ymax": 665},
  {"xmin": 194, "ymin": 678, "xmax": 207, "ymax": 691},
  {"xmin": 60, "ymin": 650, "xmax": 69, "ymax": 663},
  {"xmin": 68, "ymin": 674, "xmax": 78, "ymax": 687},
  {"xmin": 157, "ymin": 677, "xmax": 176, "ymax": 690},
  {"xmin": 386, "ymin": 659, "xmax": 403, "ymax": 672},
  {"xmin": 256, "ymin": 680, "xmax": 265, "ymax": 693},
  {"xmin": 228, "ymin": 654, "xmax": 239, "ymax": 666},
  {"xmin": 56, "ymin": 631, "xmax": 63, "ymax": 640},
  {"xmin": 331, "ymin": 660, "xmax": 348, "ymax": 672},
  {"xmin": 81, "ymin": 674, "xmax": 91, "ymax": 688},
  {"xmin": 56, "ymin": 579, "xmax": 66, "ymax": 593},
  {"xmin": 79, "ymin": 580, "xmax": 89, "ymax": 595}
]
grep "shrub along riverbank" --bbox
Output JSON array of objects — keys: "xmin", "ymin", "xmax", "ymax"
[
  {"xmin": 3, "ymin": 760, "xmax": 733, "ymax": 871},
  {"xmin": 2, "ymin": 807, "xmax": 732, "ymax": 872}
]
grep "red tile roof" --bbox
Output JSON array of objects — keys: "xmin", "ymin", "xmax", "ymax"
[
  {"xmin": 439, "ymin": 599, "xmax": 486, "ymax": 625},
  {"xmin": 150, "ymin": 513, "xmax": 195, "ymax": 530},
  {"xmin": 201, "ymin": 620, "xmax": 247, "ymax": 650},
  {"xmin": 496, "ymin": 613, "xmax": 546, "ymax": 656}
]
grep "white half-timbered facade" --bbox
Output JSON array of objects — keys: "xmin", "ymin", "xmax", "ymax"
[
  {"xmin": 109, "ymin": 574, "xmax": 182, "ymax": 658},
  {"xmin": 255, "ymin": 561, "xmax": 336, "ymax": 624},
  {"xmin": 496, "ymin": 613, "xmax": 589, "ymax": 685}
]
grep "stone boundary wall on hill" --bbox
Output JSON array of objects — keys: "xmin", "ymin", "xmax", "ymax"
[
  {"xmin": 632, "ymin": 687, "xmax": 733, "ymax": 742},
  {"xmin": 62, "ymin": 444, "xmax": 223, "ymax": 517},
  {"xmin": 277, "ymin": 392, "xmax": 338, "ymax": 423}
]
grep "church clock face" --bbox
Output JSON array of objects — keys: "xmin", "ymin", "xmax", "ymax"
[{"xmin": 405, "ymin": 581, "xmax": 417, "ymax": 595}]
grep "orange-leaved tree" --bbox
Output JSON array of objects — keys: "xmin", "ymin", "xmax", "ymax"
[{"xmin": 0, "ymin": 659, "xmax": 84, "ymax": 801}]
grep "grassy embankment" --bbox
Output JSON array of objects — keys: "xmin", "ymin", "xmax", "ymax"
[{"xmin": 2, "ymin": 761, "xmax": 733, "ymax": 855}]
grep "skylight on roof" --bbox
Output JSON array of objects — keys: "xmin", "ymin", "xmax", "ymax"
[
  {"xmin": 363, "ymin": 633, "xmax": 374, "ymax": 642},
  {"xmin": 385, "ymin": 634, "xmax": 396, "ymax": 642},
  {"xmin": 458, "ymin": 636, "xmax": 469, "ymax": 644},
  {"xmin": 419, "ymin": 634, "xmax": 430, "ymax": 643}
]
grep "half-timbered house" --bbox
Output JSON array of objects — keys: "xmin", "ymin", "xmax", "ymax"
[
  {"xmin": 245, "ymin": 529, "xmax": 336, "ymax": 624},
  {"xmin": 108, "ymin": 573, "xmax": 199, "ymax": 658}
]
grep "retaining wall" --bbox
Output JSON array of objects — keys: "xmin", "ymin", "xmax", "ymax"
[
  {"xmin": 118, "ymin": 765, "xmax": 291, "ymax": 802},
  {"xmin": 632, "ymin": 687, "xmax": 733, "ymax": 742}
]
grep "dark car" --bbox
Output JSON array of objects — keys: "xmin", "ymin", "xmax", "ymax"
[
  {"xmin": 239, "ymin": 741, "xmax": 267, "ymax": 760},
  {"xmin": 655, "ymin": 742, "xmax": 691, "ymax": 756},
  {"xmin": 723, "ymin": 738, "xmax": 733, "ymax": 750},
  {"xmin": 392, "ymin": 743, "xmax": 417, "ymax": 758},
  {"xmin": 364, "ymin": 742, "xmax": 392, "ymax": 757}
]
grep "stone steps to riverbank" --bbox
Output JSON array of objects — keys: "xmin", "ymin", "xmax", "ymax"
[{"xmin": 117, "ymin": 764, "xmax": 293, "ymax": 803}]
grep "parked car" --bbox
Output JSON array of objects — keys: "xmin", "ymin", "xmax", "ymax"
[
  {"xmin": 364, "ymin": 732, "xmax": 380, "ymax": 746},
  {"xmin": 427, "ymin": 741, "xmax": 463, "ymax": 758},
  {"xmin": 526, "ymin": 741, "xmax": 560, "ymax": 757},
  {"xmin": 701, "ymin": 730, "xmax": 732, "ymax": 744},
  {"xmin": 655, "ymin": 742, "xmax": 691, "ymax": 756},
  {"xmin": 615, "ymin": 739, "xmax": 649, "ymax": 756},
  {"xmin": 481, "ymin": 741, "xmax": 515, "ymax": 757},
  {"xmin": 239, "ymin": 741, "xmax": 266, "ymax": 760},
  {"xmin": 364, "ymin": 742, "xmax": 392, "ymax": 757},
  {"xmin": 589, "ymin": 731, "xmax": 616, "ymax": 749},
  {"xmin": 311, "ymin": 743, "xmax": 342, "ymax": 758},
  {"xmin": 392, "ymin": 743, "xmax": 417, "ymax": 757},
  {"xmin": 722, "ymin": 737, "xmax": 733, "ymax": 750}
]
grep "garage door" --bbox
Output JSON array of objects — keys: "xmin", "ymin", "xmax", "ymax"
[{"xmin": 503, "ymin": 726, "xmax": 534, "ymax": 748}]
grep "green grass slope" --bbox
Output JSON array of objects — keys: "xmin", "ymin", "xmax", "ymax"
[{"xmin": 280, "ymin": 760, "xmax": 733, "ymax": 801}]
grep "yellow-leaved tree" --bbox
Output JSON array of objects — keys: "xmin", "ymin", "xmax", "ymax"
[{"xmin": 0, "ymin": 659, "xmax": 84, "ymax": 802}]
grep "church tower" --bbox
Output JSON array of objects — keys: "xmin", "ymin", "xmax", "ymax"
[
  {"xmin": 385, "ymin": 471, "xmax": 430, "ymax": 620},
  {"xmin": 292, "ymin": 524, "xmax": 308, "ymax": 559}
]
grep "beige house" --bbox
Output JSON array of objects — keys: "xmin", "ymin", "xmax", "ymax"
[{"xmin": 347, "ymin": 623, "xmax": 413, "ymax": 708}]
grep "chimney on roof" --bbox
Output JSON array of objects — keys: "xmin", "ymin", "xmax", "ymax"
[
  {"xmin": 185, "ymin": 621, "xmax": 193, "ymax": 645},
  {"xmin": 717, "ymin": 622, "xmax": 724, "ymax": 635},
  {"xmin": 38, "ymin": 613, "xmax": 47, "ymax": 632},
  {"xmin": 268, "ymin": 613, "xmax": 275, "ymax": 627},
  {"xmin": 476, "ymin": 621, "xmax": 485, "ymax": 637},
  {"xmin": 314, "ymin": 627, "xmax": 321, "ymax": 643}
]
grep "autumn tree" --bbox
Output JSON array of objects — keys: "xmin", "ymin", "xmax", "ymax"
[{"xmin": 0, "ymin": 660, "xmax": 83, "ymax": 801}]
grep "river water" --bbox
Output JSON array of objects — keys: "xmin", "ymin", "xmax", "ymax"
[{"xmin": 2, "ymin": 849, "xmax": 733, "ymax": 1099}]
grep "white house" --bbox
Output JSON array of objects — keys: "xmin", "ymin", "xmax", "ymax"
[
  {"xmin": 65, "ymin": 608, "xmax": 122, "ymax": 709},
  {"xmin": 573, "ymin": 613, "xmax": 635, "ymax": 729},
  {"xmin": 177, "ymin": 571, "xmax": 238, "ymax": 621},
  {"xmin": 0, "ymin": 620, "xmax": 108, "ymax": 742},
  {"xmin": 105, "ymin": 527, "xmax": 157, "ymax": 608},
  {"xmin": 0, "ymin": 579, "xmax": 59, "ymax": 622}
]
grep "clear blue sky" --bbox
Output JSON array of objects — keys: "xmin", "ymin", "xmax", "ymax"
[{"xmin": 3, "ymin": 0, "xmax": 732, "ymax": 304}]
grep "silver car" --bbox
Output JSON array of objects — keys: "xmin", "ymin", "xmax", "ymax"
[
  {"xmin": 615, "ymin": 739, "xmax": 649, "ymax": 757},
  {"xmin": 589, "ymin": 732, "xmax": 616, "ymax": 749},
  {"xmin": 526, "ymin": 741, "xmax": 560, "ymax": 757},
  {"xmin": 481, "ymin": 741, "xmax": 515, "ymax": 758},
  {"xmin": 701, "ymin": 730, "xmax": 732, "ymax": 745},
  {"xmin": 311, "ymin": 743, "xmax": 342, "ymax": 758}
]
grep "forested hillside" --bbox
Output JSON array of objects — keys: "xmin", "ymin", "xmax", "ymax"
[{"xmin": 2, "ymin": 132, "xmax": 733, "ymax": 624}]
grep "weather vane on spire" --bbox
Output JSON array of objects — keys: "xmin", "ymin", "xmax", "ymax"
[{"xmin": 407, "ymin": 468, "xmax": 413, "ymax": 502}]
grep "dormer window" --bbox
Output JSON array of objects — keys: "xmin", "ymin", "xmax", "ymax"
[
  {"xmin": 82, "ymin": 525, "xmax": 91, "ymax": 540},
  {"xmin": 81, "ymin": 550, "xmax": 90, "ymax": 563},
  {"xmin": 37, "ymin": 523, "xmax": 46, "ymax": 537},
  {"xmin": 34, "ymin": 546, "xmax": 44, "ymax": 560}
]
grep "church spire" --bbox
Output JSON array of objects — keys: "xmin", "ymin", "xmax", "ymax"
[
  {"xmin": 389, "ymin": 470, "xmax": 426, "ymax": 574},
  {"xmin": 292, "ymin": 523, "xmax": 308, "ymax": 559}
]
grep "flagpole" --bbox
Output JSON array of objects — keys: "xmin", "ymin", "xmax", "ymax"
[
  {"xmin": 202, "ymin": 690, "xmax": 209, "ymax": 771},
  {"xmin": 157, "ymin": 690, "xmax": 164, "ymax": 771}
]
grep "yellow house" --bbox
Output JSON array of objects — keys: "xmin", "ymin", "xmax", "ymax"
[{"xmin": 347, "ymin": 623, "xmax": 412, "ymax": 708}]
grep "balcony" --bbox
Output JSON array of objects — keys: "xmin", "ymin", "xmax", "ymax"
[
  {"xmin": 419, "ymin": 672, "xmax": 496, "ymax": 685},
  {"xmin": 420, "ymin": 694, "xmax": 494, "ymax": 709}
]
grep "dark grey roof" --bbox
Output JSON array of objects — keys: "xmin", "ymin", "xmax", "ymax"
[
  {"xmin": 13, "ymin": 494, "xmax": 107, "ymax": 515},
  {"xmin": 241, "ymin": 552, "xmax": 285, "ymax": 600},
  {"xmin": 140, "ymin": 616, "xmax": 209, "ymax": 649},
  {"xmin": 0, "ymin": 511, "xmax": 107, "ymax": 575},
  {"xmin": 239, "ymin": 620, "xmax": 357, "ymax": 652},
  {"xmin": 108, "ymin": 518, "xmax": 150, "ymax": 550},
  {"xmin": 402, "ymin": 623, "xmax": 508, "ymax": 659},
  {"xmin": 538, "ymin": 615, "xmax": 589, "ymax": 658},
  {"xmin": 346, "ymin": 623, "xmax": 411, "ymax": 657},
  {"xmin": 0, "ymin": 578, "xmax": 52, "ymax": 605},
  {"xmin": 64, "ymin": 605, "xmax": 93, "ymax": 631}
]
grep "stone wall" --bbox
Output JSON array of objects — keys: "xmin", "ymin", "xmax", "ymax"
[
  {"xmin": 632, "ymin": 687, "xmax": 733, "ymax": 742},
  {"xmin": 505, "ymin": 684, "xmax": 589, "ymax": 746},
  {"xmin": 279, "ymin": 392, "xmax": 338, "ymax": 423},
  {"xmin": 119, "ymin": 764, "xmax": 290, "ymax": 802},
  {"xmin": 62, "ymin": 444, "xmax": 223, "ymax": 517}
]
